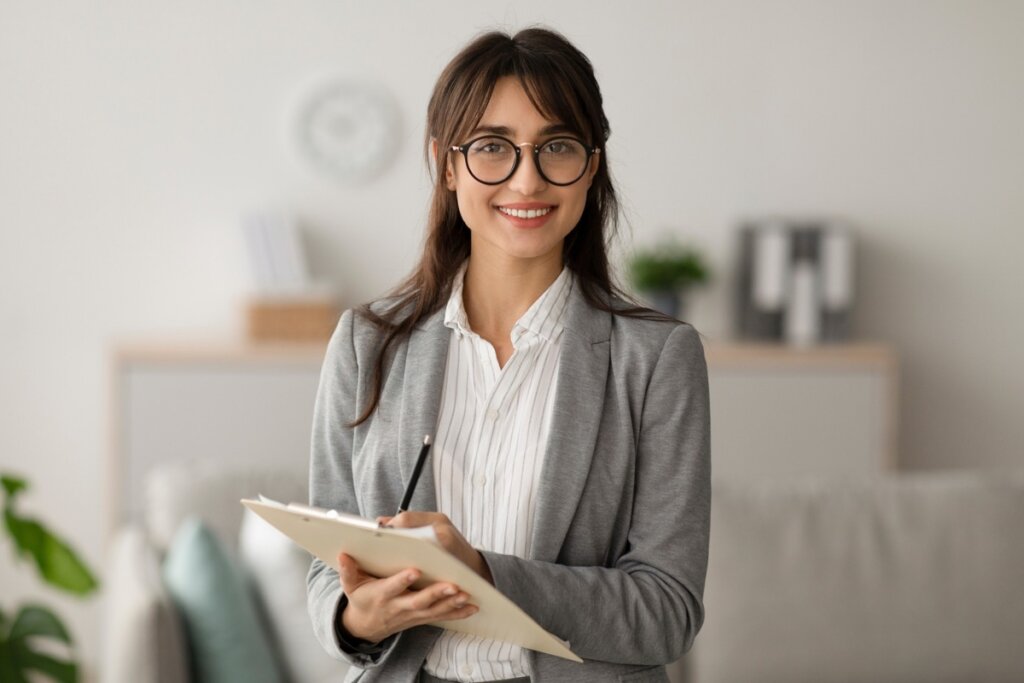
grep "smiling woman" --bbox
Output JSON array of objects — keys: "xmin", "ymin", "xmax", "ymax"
[
  {"xmin": 306, "ymin": 27, "xmax": 711, "ymax": 683},
  {"xmin": 444, "ymin": 76, "xmax": 598, "ymax": 273}
]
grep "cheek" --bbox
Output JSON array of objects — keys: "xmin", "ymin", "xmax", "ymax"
[
  {"xmin": 454, "ymin": 186, "xmax": 495, "ymax": 229},
  {"xmin": 560, "ymin": 189, "xmax": 590, "ymax": 224}
]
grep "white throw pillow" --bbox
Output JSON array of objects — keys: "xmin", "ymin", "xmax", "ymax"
[
  {"xmin": 238, "ymin": 508, "xmax": 350, "ymax": 683},
  {"xmin": 101, "ymin": 526, "xmax": 189, "ymax": 683}
]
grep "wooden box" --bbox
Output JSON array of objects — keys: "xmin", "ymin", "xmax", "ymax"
[{"xmin": 245, "ymin": 296, "xmax": 339, "ymax": 342}]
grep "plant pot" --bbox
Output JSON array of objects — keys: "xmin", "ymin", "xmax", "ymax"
[{"xmin": 642, "ymin": 289, "xmax": 681, "ymax": 318}]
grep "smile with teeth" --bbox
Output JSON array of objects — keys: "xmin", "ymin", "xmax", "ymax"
[{"xmin": 498, "ymin": 206, "xmax": 553, "ymax": 219}]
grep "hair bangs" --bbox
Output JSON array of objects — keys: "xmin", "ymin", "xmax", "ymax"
[{"xmin": 513, "ymin": 58, "xmax": 594, "ymax": 144}]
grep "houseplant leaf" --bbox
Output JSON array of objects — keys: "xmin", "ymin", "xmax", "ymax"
[
  {"xmin": 1, "ymin": 475, "xmax": 28, "ymax": 499},
  {"xmin": 17, "ymin": 650, "xmax": 77, "ymax": 683},
  {"xmin": 8, "ymin": 604, "xmax": 72, "ymax": 643},
  {"xmin": 3, "ymin": 513, "xmax": 99, "ymax": 595},
  {"xmin": 628, "ymin": 244, "xmax": 709, "ymax": 292},
  {"xmin": 0, "ymin": 605, "xmax": 77, "ymax": 682},
  {"xmin": 1, "ymin": 474, "xmax": 90, "ymax": 682}
]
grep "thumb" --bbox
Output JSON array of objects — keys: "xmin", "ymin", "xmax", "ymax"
[{"xmin": 337, "ymin": 553, "xmax": 374, "ymax": 594}]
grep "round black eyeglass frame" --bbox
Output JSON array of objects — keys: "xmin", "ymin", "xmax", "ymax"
[{"xmin": 449, "ymin": 135, "xmax": 601, "ymax": 186}]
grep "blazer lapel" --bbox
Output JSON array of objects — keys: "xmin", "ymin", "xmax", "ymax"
[
  {"xmin": 529, "ymin": 284, "xmax": 611, "ymax": 562},
  {"xmin": 397, "ymin": 308, "xmax": 450, "ymax": 513}
]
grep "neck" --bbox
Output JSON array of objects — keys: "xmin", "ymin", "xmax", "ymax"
[{"xmin": 462, "ymin": 252, "xmax": 563, "ymax": 341}]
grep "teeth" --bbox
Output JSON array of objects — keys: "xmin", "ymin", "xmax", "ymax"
[{"xmin": 499, "ymin": 207, "xmax": 552, "ymax": 219}]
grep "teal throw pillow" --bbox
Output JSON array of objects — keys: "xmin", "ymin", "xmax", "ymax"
[{"xmin": 162, "ymin": 517, "xmax": 284, "ymax": 683}]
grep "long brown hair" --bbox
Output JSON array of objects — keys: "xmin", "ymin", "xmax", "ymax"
[{"xmin": 353, "ymin": 26, "xmax": 658, "ymax": 426}]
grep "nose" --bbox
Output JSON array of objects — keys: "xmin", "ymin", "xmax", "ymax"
[{"xmin": 507, "ymin": 144, "xmax": 547, "ymax": 195}]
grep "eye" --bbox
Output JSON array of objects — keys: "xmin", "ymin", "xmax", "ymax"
[
  {"xmin": 542, "ymin": 139, "xmax": 583, "ymax": 156},
  {"xmin": 469, "ymin": 137, "xmax": 513, "ymax": 156}
]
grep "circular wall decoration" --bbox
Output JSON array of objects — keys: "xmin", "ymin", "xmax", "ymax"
[{"xmin": 294, "ymin": 79, "xmax": 402, "ymax": 183}]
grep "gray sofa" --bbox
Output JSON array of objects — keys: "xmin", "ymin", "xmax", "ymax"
[
  {"xmin": 101, "ymin": 462, "xmax": 1024, "ymax": 683},
  {"xmin": 687, "ymin": 469, "xmax": 1024, "ymax": 683}
]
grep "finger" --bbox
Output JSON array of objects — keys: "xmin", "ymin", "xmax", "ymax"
[
  {"xmin": 412, "ymin": 600, "xmax": 479, "ymax": 627},
  {"xmin": 402, "ymin": 582, "xmax": 461, "ymax": 611},
  {"xmin": 443, "ymin": 603, "xmax": 479, "ymax": 620},
  {"xmin": 389, "ymin": 511, "xmax": 448, "ymax": 529},
  {"xmin": 337, "ymin": 553, "xmax": 375, "ymax": 593},
  {"xmin": 377, "ymin": 567, "xmax": 421, "ymax": 599}
]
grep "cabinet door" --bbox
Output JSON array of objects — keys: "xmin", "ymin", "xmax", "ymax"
[
  {"xmin": 708, "ymin": 367, "xmax": 894, "ymax": 479},
  {"xmin": 117, "ymin": 363, "xmax": 322, "ymax": 522}
]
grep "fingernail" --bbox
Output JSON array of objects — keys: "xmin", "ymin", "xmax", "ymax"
[
  {"xmin": 454, "ymin": 596, "xmax": 467, "ymax": 606},
  {"xmin": 443, "ymin": 587, "xmax": 456, "ymax": 596},
  {"xmin": 406, "ymin": 573, "xmax": 417, "ymax": 583}
]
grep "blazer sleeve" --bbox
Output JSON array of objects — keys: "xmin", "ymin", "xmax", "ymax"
[
  {"xmin": 479, "ymin": 323, "xmax": 711, "ymax": 664},
  {"xmin": 305, "ymin": 310, "xmax": 401, "ymax": 668}
]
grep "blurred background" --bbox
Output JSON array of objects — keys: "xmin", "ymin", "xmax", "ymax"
[{"xmin": 2, "ymin": 1, "xmax": 1022, "ymax": 682}]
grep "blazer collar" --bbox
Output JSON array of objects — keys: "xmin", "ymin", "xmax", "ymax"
[
  {"xmin": 529, "ymin": 282, "xmax": 611, "ymax": 561},
  {"xmin": 397, "ymin": 305, "xmax": 449, "ymax": 513}
]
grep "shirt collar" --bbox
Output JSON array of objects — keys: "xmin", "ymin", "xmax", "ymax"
[
  {"xmin": 443, "ymin": 263, "xmax": 574, "ymax": 344},
  {"xmin": 443, "ymin": 264, "xmax": 473, "ymax": 336}
]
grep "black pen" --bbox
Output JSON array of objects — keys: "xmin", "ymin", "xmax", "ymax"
[{"xmin": 396, "ymin": 435, "xmax": 432, "ymax": 516}]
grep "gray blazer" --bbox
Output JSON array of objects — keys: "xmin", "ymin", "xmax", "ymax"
[{"xmin": 307, "ymin": 282, "xmax": 711, "ymax": 683}]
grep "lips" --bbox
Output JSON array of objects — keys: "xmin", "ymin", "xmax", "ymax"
[
  {"xmin": 495, "ymin": 203, "xmax": 557, "ymax": 228},
  {"xmin": 498, "ymin": 206, "xmax": 553, "ymax": 219}
]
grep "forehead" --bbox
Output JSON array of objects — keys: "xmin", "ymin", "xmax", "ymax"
[{"xmin": 474, "ymin": 76, "xmax": 562, "ymax": 135}]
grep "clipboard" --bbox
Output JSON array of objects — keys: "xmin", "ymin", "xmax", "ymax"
[{"xmin": 241, "ymin": 497, "xmax": 582, "ymax": 662}]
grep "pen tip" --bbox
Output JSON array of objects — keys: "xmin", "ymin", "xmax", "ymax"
[{"xmin": 423, "ymin": 435, "xmax": 431, "ymax": 445}]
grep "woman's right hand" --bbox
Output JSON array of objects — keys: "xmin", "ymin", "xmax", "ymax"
[{"xmin": 337, "ymin": 552, "xmax": 479, "ymax": 644}]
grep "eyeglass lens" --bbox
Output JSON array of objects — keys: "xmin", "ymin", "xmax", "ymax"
[{"xmin": 465, "ymin": 137, "xmax": 589, "ymax": 185}]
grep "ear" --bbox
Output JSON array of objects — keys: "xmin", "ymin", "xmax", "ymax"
[
  {"xmin": 431, "ymin": 138, "xmax": 457, "ymax": 191},
  {"xmin": 584, "ymin": 150, "xmax": 601, "ymax": 188},
  {"xmin": 444, "ymin": 156, "xmax": 457, "ymax": 192}
]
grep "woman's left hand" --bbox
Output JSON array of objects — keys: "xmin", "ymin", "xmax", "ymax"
[{"xmin": 377, "ymin": 512, "xmax": 494, "ymax": 585}]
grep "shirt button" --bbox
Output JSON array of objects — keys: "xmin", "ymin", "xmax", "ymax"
[
  {"xmin": 486, "ymin": 408, "xmax": 499, "ymax": 421},
  {"xmin": 475, "ymin": 473, "xmax": 487, "ymax": 487}
]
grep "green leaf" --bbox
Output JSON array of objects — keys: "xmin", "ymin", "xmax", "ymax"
[
  {"xmin": 18, "ymin": 649, "xmax": 77, "ymax": 683},
  {"xmin": 0, "ymin": 649, "xmax": 30, "ymax": 683},
  {"xmin": 9, "ymin": 605, "xmax": 72, "ymax": 644},
  {"xmin": 0, "ymin": 606, "xmax": 78, "ymax": 683},
  {"xmin": 3, "ymin": 513, "xmax": 98, "ymax": 595},
  {"xmin": 38, "ymin": 529, "xmax": 99, "ymax": 595},
  {"xmin": 5, "ymin": 511, "xmax": 43, "ymax": 561},
  {"xmin": 629, "ymin": 245, "xmax": 709, "ymax": 291},
  {"xmin": 1, "ymin": 474, "xmax": 28, "ymax": 501}
]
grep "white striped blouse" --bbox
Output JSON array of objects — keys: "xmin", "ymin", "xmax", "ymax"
[{"xmin": 424, "ymin": 265, "xmax": 573, "ymax": 682}]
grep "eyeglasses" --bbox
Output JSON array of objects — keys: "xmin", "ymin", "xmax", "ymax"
[{"xmin": 450, "ymin": 135, "xmax": 600, "ymax": 186}]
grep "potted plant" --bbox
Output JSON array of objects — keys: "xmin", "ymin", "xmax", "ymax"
[
  {"xmin": 1, "ymin": 473, "xmax": 99, "ymax": 682},
  {"xmin": 628, "ymin": 242, "xmax": 710, "ymax": 318}
]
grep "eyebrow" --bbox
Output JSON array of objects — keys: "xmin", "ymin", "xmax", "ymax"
[{"xmin": 469, "ymin": 123, "xmax": 578, "ymax": 138}]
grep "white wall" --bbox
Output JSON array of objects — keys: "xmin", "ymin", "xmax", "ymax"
[{"xmin": 1, "ymin": 1, "xmax": 1021, "ymax": 678}]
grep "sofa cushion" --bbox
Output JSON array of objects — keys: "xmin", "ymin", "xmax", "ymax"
[
  {"xmin": 101, "ymin": 526, "xmax": 189, "ymax": 683},
  {"xmin": 162, "ymin": 517, "xmax": 285, "ymax": 683},
  {"xmin": 691, "ymin": 470, "xmax": 1024, "ymax": 683},
  {"xmin": 239, "ymin": 507, "xmax": 348, "ymax": 683},
  {"xmin": 146, "ymin": 460, "xmax": 307, "ymax": 555}
]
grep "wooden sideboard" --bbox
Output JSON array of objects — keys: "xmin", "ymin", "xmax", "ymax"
[
  {"xmin": 704, "ymin": 341, "xmax": 898, "ymax": 480},
  {"xmin": 109, "ymin": 337, "xmax": 898, "ymax": 529}
]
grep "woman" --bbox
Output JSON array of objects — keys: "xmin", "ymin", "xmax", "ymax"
[{"xmin": 307, "ymin": 27, "xmax": 710, "ymax": 683}]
